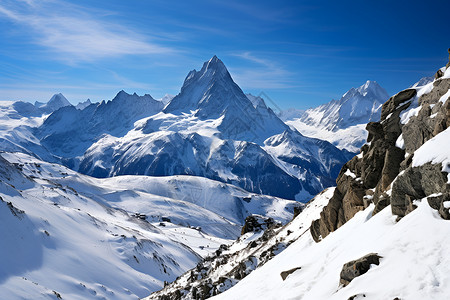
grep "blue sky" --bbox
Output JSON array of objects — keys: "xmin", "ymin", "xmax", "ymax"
[{"xmin": 0, "ymin": 0, "xmax": 449, "ymax": 110}]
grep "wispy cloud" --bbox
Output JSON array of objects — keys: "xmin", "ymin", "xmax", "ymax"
[
  {"xmin": 0, "ymin": 0, "xmax": 175, "ymax": 64},
  {"xmin": 229, "ymin": 52, "xmax": 296, "ymax": 89}
]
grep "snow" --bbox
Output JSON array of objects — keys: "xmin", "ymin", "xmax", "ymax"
[
  {"xmin": 344, "ymin": 169, "xmax": 356, "ymax": 178},
  {"xmin": 286, "ymin": 121, "xmax": 367, "ymax": 153},
  {"xmin": 412, "ymin": 127, "xmax": 450, "ymax": 183},
  {"xmin": 214, "ymin": 200, "xmax": 450, "ymax": 300},
  {"xmin": 439, "ymin": 88, "xmax": 450, "ymax": 104},
  {"xmin": 143, "ymin": 187, "xmax": 334, "ymax": 300},
  {"xmin": 395, "ymin": 134, "xmax": 405, "ymax": 149},
  {"xmin": 400, "ymin": 82, "xmax": 434, "ymax": 125}
]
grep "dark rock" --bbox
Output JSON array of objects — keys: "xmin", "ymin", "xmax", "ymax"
[
  {"xmin": 447, "ymin": 48, "xmax": 450, "ymax": 68},
  {"xmin": 340, "ymin": 253, "xmax": 381, "ymax": 287},
  {"xmin": 379, "ymin": 146, "xmax": 404, "ymax": 191},
  {"xmin": 293, "ymin": 206, "xmax": 303, "ymax": 219},
  {"xmin": 348, "ymin": 294, "xmax": 366, "ymax": 300},
  {"xmin": 435, "ymin": 68, "xmax": 444, "ymax": 79},
  {"xmin": 381, "ymin": 89, "xmax": 416, "ymax": 120},
  {"xmin": 280, "ymin": 266, "xmax": 301, "ymax": 281},
  {"xmin": 241, "ymin": 215, "xmax": 276, "ymax": 235},
  {"xmin": 366, "ymin": 122, "xmax": 383, "ymax": 142},
  {"xmin": 391, "ymin": 163, "xmax": 448, "ymax": 217}
]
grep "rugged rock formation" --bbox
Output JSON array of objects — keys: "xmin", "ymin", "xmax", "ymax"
[
  {"xmin": 311, "ymin": 56, "xmax": 450, "ymax": 242},
  {"xmin": 339, "ymin": 253, "xmax": 381, "ymax": 287},
  {"xmin": 241, "ymin": 215, "xmax": 279, "ymax": 235}
]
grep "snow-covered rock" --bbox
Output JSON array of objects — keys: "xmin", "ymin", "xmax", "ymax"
[{"xmin": 145, "ymin": 188, "xmax": 334, "ymax": 300}]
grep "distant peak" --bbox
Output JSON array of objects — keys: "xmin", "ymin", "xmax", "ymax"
[{"xmin": 49, "ymin": 93, "xmax": 70, "ymax": 104}]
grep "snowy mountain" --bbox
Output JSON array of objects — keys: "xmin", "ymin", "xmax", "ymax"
[
  {"xmin": 245, "ymin": 93, "xmax": 267, "ymax": 109},
  {"xmin": 35, "ymin": 90, "xmax": 164, "ymax": 159},
  {"xmin": 0, "ymin": 151, "xmax": 300, "ymax": 299},
  {"xmin": 146, "ymin": 54, "xmax": 450, "ymax": 300},
  {"xmin": 37, "ymin": 93, "xmax": 73, "ymax": 114},
  {"xmin": 285, "ymin": 81, "xmax": 389, "ymax": 152},
  {"xmin": 68, "ymin": 56, "xmax": 352, "ymax": 201},
  {"xmin": 410, "ymin": 76, "xmax": 434, "ymax": 88}
]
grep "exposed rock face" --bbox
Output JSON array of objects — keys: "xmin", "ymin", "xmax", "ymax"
[
  {"xmin": 311, "ymin": 60, "xmax": 450, "ymax": 242},
  {"xmin": 339, "ymin": 253, "xmax": 381, "ymax": 287}
]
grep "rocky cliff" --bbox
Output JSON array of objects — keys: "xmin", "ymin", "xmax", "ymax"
[{"xmin": 311, "ymin": 53, "xmax": 450, "ymax": 242}]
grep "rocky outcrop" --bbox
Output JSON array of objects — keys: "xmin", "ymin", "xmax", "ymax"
[
  {"xmin": 241, "ymin": 215, "xmax": 278, "ymax": 235},
  {"xmin": 311, "ymin": 55, "xmax": 450, "ymax": 242},
  {"xmin": 340, "ymin": 253, "xmax": 381, "ymax": 287},
  {"xmin": 280, "ymin": 266, "xmax": 301, "ymax": 281},
  {"xmin": 146, "ymin": 222, "xmax": 286, "ymax": 299}
]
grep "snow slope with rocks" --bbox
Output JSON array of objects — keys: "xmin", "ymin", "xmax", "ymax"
[{"xmin": 214, "ymin": 200, "xmax": 450, "ymax": 300}]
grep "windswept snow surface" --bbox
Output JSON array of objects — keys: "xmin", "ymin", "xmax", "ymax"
[
  {"xmin": 0, "ymin": 151, "xmax": 299, "ymax": 300},
  {"xmin": 214, "ymin": 200, "xmax": 450, "ymax": 300}
]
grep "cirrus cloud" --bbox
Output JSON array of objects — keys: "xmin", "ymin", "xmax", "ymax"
[{"xmin": 0, "ymin": 0, "xmax": 175, "ymax": 64}]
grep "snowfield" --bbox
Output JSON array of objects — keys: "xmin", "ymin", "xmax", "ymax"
[{"xmin": 0, "ymin": 151, "xmax": 299, "ymax": 299}]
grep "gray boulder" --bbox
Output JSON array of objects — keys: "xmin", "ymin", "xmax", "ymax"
[{"xmin": 340, "ymin": 253, "xmax": 381, "ymax": 287}]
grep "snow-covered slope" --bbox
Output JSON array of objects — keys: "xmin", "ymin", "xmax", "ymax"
[
  {"xmin": 0, "ymin": 151, "xmax": 299, "ymax": 299},
  {"xmin": 284, "ymin": 81, "xmax": 389, "ymax": 152},
  {"xmin": 0, "ymin": 101, "xmax": 54, "ymax": 161}
]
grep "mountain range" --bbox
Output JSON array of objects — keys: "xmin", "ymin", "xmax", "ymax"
[{"xmin": 22, "ymin": 56, "xmax": 353, "ymax": 201}]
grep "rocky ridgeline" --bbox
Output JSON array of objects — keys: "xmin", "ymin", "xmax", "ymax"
[
  {"xmin": 311, "ymin": 54, "xmax": 450, "ymax": 242},
  {"xmin": 145, "ymin": 215, "xmax": 287, "ymax": 300}
]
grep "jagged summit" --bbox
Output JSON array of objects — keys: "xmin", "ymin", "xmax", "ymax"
[
  {"xmin": 298, "ymin": 81, "xmax": 388, "ymax": 131},
  {"xmin": 164, "ymin": 56, "xmax": 249, "ymax": 116}
]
